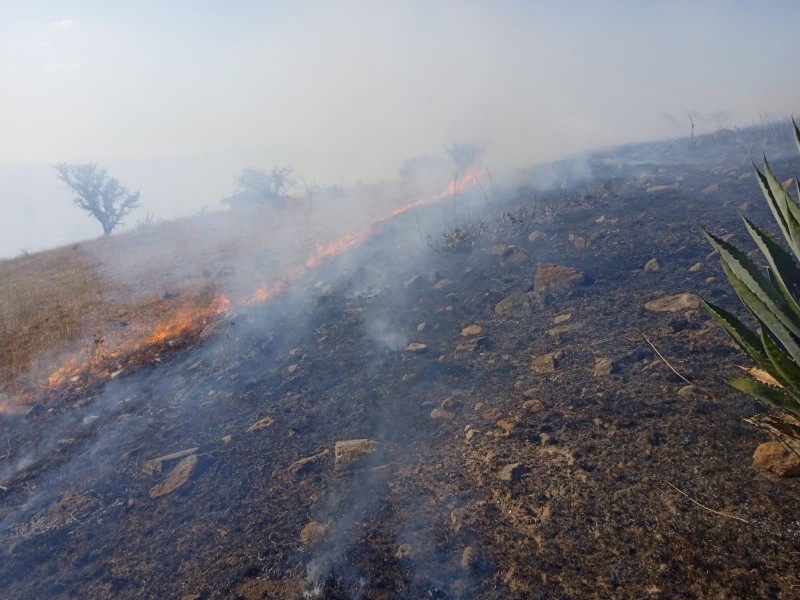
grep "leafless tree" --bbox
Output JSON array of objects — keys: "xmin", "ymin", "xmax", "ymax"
[{"xmin": 54, "ymin": 163, "xmax": 140, "ymax": 235}]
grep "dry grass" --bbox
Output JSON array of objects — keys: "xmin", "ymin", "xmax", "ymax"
[{"xmin": 0, "ymin": 192, "xmax": 401, "ymax": 395}]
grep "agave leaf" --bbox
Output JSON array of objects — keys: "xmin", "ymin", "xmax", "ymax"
[
  {"xmin": 728, "ymin": 377, "xmax": 800, "ymax": 417},
  {"xmin": 704, "ymin": 229, "xmax": 800, "ymax": 341},
  {"xmin": 744, "ymin": 217, "xmax": 800, "ymax": 316},
  {"xmin": 762, "ymin": 158, "xmax": 800, "ymax": 253},
  {"xmin": 754, "ymin": 164, "xmax": 800, "ymax": 259},
  {"xmin": 700, "ymin": 297, "xmax": 768, "ymax": 366},
  {"xmin": 741, "ymin": 366, "xmax": 783, "ymax": 388},
  {"xmin": 761, "ymin": 331, "xmax": 800, "ymax": 401},
  {"xmin": 719, "ymin": 259, "xmax": 800, "ymax": 358},
  {"xmin": 793, "ymin": 116, "xmax": 800, "ymax": 155}
]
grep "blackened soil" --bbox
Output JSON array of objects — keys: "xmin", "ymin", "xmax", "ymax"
[{"xmin": 1, "ymin": 132, "xmax": 799, "ymax": 599}]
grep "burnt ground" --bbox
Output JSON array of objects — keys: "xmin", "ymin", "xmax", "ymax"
[{"xmin": 1, "ymin": 130, "xmax": 799, "ymax": 599}]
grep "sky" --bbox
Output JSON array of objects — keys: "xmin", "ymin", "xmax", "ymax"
[{"xmin": 1, "ymin": 0, "xmax": 800, "ymax": 257}]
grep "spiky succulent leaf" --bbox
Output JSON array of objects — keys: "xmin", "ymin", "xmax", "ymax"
[
  {"xmin": 761, "ymin": 331, "xmax": 800, "ymax": 400},
  {"xmin": 728, "ymin": 377, "xmax": 800, "ymax": 417},
  {"xmin": 700, "ymin": 297, "xmax": 768, "ymax": 367},
  {"xmin": 743, "ymin": 217, "xmax": 800, "ymax": 316},
  {"xmin": 719, "ymin": 259, "xmax": 800, "ymax": 360},
  {"xmin": 793, "ymin": 116, "xmax": 800, "ymax": 155},
  {"xmin": 754, "ymin": 164, "xmax": 800, "ymax": 260},
  {"xmin": 762, "ymin": 158, "xmax": 800, "ymax": 253}
]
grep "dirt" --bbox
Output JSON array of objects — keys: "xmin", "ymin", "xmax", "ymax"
[{"xmin": 1, "ymin": 131, "xmax": 799, "ymax": 598}]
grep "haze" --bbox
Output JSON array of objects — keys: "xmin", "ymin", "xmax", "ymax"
[{"xmin": 2, "ymin": 0, "xmax": 799, "ymax": 258}]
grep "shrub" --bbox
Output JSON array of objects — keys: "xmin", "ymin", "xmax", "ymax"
[{"xmin": 702, "ymin": 118, "xmax": 800, "ymax": 418}]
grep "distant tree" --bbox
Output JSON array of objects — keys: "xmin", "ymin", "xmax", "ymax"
[
  {"xmin": 53, "ymin": 163, "xmax": 140, "ymax": 235},
  {"xmin": 300, "ymin": 176, "xmax": 319, "ymax": 207},
  {"xmin": 223, "ymin": 166, "xmax": 296, "ymax": 208}
]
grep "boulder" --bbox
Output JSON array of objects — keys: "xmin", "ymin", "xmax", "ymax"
[
  {"xmin": 534, "ymin": 264, "xmax": 585, "ymax": 294},
  {"xmin": 753, "ymin": 441, "xmax": 800, "ymax": 477}
]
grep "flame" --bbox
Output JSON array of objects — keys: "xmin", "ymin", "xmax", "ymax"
[{"xmin": 5, "ymin": 170, "xmax": 484, "ymax": 412}]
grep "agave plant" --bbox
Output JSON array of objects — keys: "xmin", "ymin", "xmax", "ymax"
[{"xmin": 702, "ymin": 118, "xmax": 800, "ymax": 418}]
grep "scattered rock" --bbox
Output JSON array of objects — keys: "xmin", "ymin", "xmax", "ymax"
[
  {"xmin": 246, "ymin": 415, "xmax": 275, "ymax": 432},
  {"xmin": 553, "ymin": 313, "xmax": 572, "ymax": 324},
  {"xmin": 405, "ymin": 274, "xmax": 428, "ymax": 291},
  {"xmin": 702, "ymin": 183, "xmax": 719, "ymax": 194},
  {"xmin": 461, "ymin": 324, "xmax": 483, "ymax": 336},
  {"xmin": 489, "ymin": 244, "xmax": 529, "ymax": 266},
  {"xmin": 753, "ymin": 441, "xmax": 800, "ymax": 477},
  {"xmin": 417, "ymin": 322, "xmax": 426, "ymax": 332},
  {"xmin": 300, "ymin": 521, "xmax": 328, "ymax": 544},
  {"xmin": 455, "ymin": 336, "xmax": 487, "ymax": 357},
  {"xmin": 688, "ymin": 262, "xmax": 703, "ymax": 273},
  {"xmin": 474, "ymin": 402, "xmax": 486, "ymax": 412},
  {"xmin": 430, "ymin": 407, "xmax": 455, "ymax": 420},
  {"xmin": 496, "ymin": 419, "xmax": 516, "ymax": 433},
  {"xmin": 528, "ymin": 230, "xmax": 544, "ymax": 242},
  {"xmin": 498, "ymin": 462, "xmax": 527, "ymax": 482},
  {"xmin": 532, "ymin": 353, "xmax": 557, "ymax": 374},
  {"xmin": 334, "ymin": 439, "xmax": 379, "ymax": 469},
  {"xmin": 395, "ymin": 543, "xmax": 413, "ymax": 559},
  {"xmin": 534, "ymin": 264, "xmax": 585, "ymax": 294},
  {"xmin": 495, "ymin": 292, "xmax": 533, "ymax": 318},
  {"xmin": 646, "ymin": 183, "xmax": 680, "ymax": 193},
  {"xmin": 440, "ymin": 397, "xmax": 458, "ymax": 411},
  {"xmin": 522, "ymin": 389, "xmax": 538, "ymax": 399},
  {"xmin": 149, "ymin": 454, "xmax": 200, "ymax": 498},
  {"xmin": 677, "ymin": 385, "xmax": 700, "ymax": 398},
  {"xmin": 405, "ymin": 342, "xmax": 428, "ymax": 353},
  {"xmin": 142, "ymin": 447, "xmax": 200, "ymax": 476},
  {"xmin": 644, "ymin": 292, "xmax": 701, "ymax": 312},
  {"xmin": 233, "ymin": 578, "xmax": 302, "ymax": 600},
  {"xmin": 593, "ymin": 357, "xmax": 615, "ymax": 377},
  {"xmin": 286, "ymin": 363, "xmax": 298, "ymax": 374},
  {"xmin": 287, "ymin": 449, "xmax": 330, "ymax": 476},
  {"xmin": 644, "ymin": 258, "xmax": 661, "ymax": 272},
  {"xmin": 465, "ymin": 426, "xmax": 478, "ymax": 441},
  {"xmin": 522, "ymin": 399, "xmax": 543, "ymax": 411},
  {"xmin": 547, "ymin": 323, "xmax": 582, "ymax": 338},
  {"xmin": 460, "ymin": 546, "xmax": 476, "ymax": 568}
]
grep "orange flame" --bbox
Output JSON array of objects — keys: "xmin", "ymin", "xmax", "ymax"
[{"xmin": 5, "ymin": 169, "xmax": 484, "ymax": 412}]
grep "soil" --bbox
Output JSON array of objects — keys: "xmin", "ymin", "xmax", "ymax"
[{"xmin": 1, "ymin": 130, "xmax": 799, "ymax": 599}]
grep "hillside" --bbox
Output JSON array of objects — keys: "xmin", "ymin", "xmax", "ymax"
[{"xmin": 0, "ymin": 127, "xmax": 799, "ymax": 599}]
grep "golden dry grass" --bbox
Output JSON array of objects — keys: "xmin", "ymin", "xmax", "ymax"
[{"xmin": 0, "ymin": 191, "xmax": 401, "ymax": 395}]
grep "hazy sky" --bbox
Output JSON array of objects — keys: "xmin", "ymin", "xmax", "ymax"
[{"xmin": 1, "ymin": 0, "xmax": 800, "ymax": 256}]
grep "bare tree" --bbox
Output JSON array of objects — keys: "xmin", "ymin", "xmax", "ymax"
[
  {"xmin": 223, "ymin": 166, "xmax": 296, "ymax": 208},
  {"xmin": 54, "ymin": 163, "xmax": 140, "ymax": 235}
]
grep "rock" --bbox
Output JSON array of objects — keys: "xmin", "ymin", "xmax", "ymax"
[
  {"xmin": 287, "ymin": 449, "xmax": 330, "ymax": 476},
  {"xmin": 496, "ymin": 419, "xmax": 516, "ymax": 433},
  {"xmin": 461, "ymin": 324, "xmax": 483, "ymax": 336},
  {"xmin": 753, "ymin": 441, "xmax": 800, "ymax": 477},
  {"xmin": 454, "ymin": 336, "xmax": 487, "ymax": 358},
  {"xmin": 334, "ymin": 439, "xmax": 379, "ymax": 469},
  {"xmin": 430, "ymin": 407, "xmax": 454, "ymax": 420},
  {"xmin": 405, "ymin": 342, "xmax": 428, "ymax": 353},
  {"xmin": 522, "ymin": 388, "xmax": 538, "ymax": 398},
  {"xmin": 644, "ymin": 292, "xmax": 701, "ymax": 312},
  {"xmin": 644, "ymin": 258, "xmax": 661, "ymax": 272},
  {"xmin": 532, "ymin": 353, "xmax": 557, "ymax": 374},
  {"xmin": 246, "ymin": 415, "xmax": 275, "ymax": 432},
  {"xmin": 522, "ymin": 399, "xmax": 543, "ymax": 411},
  {"xmin": 547, "ymin": 323, "xmax": 582, "ymax": 338},
  {"xmin": 233, "ymin": 578, "xmax": 302, "ymax": 600},
  {"xmin": 440, "ymin": 397, "xmax": 458, "ymax": 410},
  {"xmin": 180, "ymin": 595, "xmax": 202, "ymax": 600},
  {"xmin": 677, "ymin": 385, "xmax": 700, "ymax": 398},
  {"xmin": 142, "ymin": 447, "xmax": 200, "ymax": 475},
  {"xmin": 460, "ymin": 546, "xmax": 476, "ymax": 569},
  {"xmin": 646, "ymin": 184, "xmax": 679, "ymax": 193},
  {"xmin": 534, "ymin": 264, "xmax": 585, "ymax": 294},
  {"xmin": 286, "ymin": 363, "xmax": 298, "ymax": 374},
  {"xmin": 702, "ymin": 183, "xmax": 719, "ymax": 194},
  {"xmin": 474, "ymin": 402, "xmax": 486, "ymax": 412},
  {"xmin": 46, "ymin": 491, "xmax": 97, "ymax": 528},
  {"xmin": 300, "ymin": 521, "xmax": 328, "ymax": 544},
  {"xmin": 465, "ymin": 426, "xmax": 478, "ymax": 441},
  {"xmin": 528, "ymin": 230, "xmax": 544, "ymax": 242},
  {"xmin": 149, "ymin": 454, "xmax": 200, "ymax": 498},
  {"xmin": 404, "ymin": 274, "xmax": 428, "ymax": 291},
  {"xmin": 553, "ymin": 313, "xmax": 572, "ymax": 324},
  {"xmin": 489, "ymin": 244, "xmax": 529, "ymax": 266},
  {"xmin": 593, "ymin": 357, "xmax": 615, "ymax": 377},
  {"xmin": 428, "ymin": 270, "xmax": 443, "ymax": 284},
  {"xmin": 498, "ymin": 462, "xmax": 527, "ymax": 482},
  {"xmin": 495, "ymin": 292, "xmax": 533, "ymax": 318},
  {"xmin": 571, "ymin": 236, "xmax": 587, "ymax": 249},
  {"xmin": 688, "ymin": 262, "xmax": 703, "ymax": 273},
  {"xmin": 417, "ymin": 322, "xmax": 426, "ymax": 332},
  {"xmin": 395, "ymin": 543, "xmax": 413, "ymax": 559}
]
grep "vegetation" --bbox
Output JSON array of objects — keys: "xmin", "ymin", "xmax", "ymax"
[
  {"xmin": 223, "ymin": 166, "xmax": 296, "ymax": 208},
  {"xmin": 54, "ymin": 163, "xmax": 140, "ymax": 235},
  {"xmin": 702, "ymin": 118, "xmax": 800, "ymax": 418}
]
